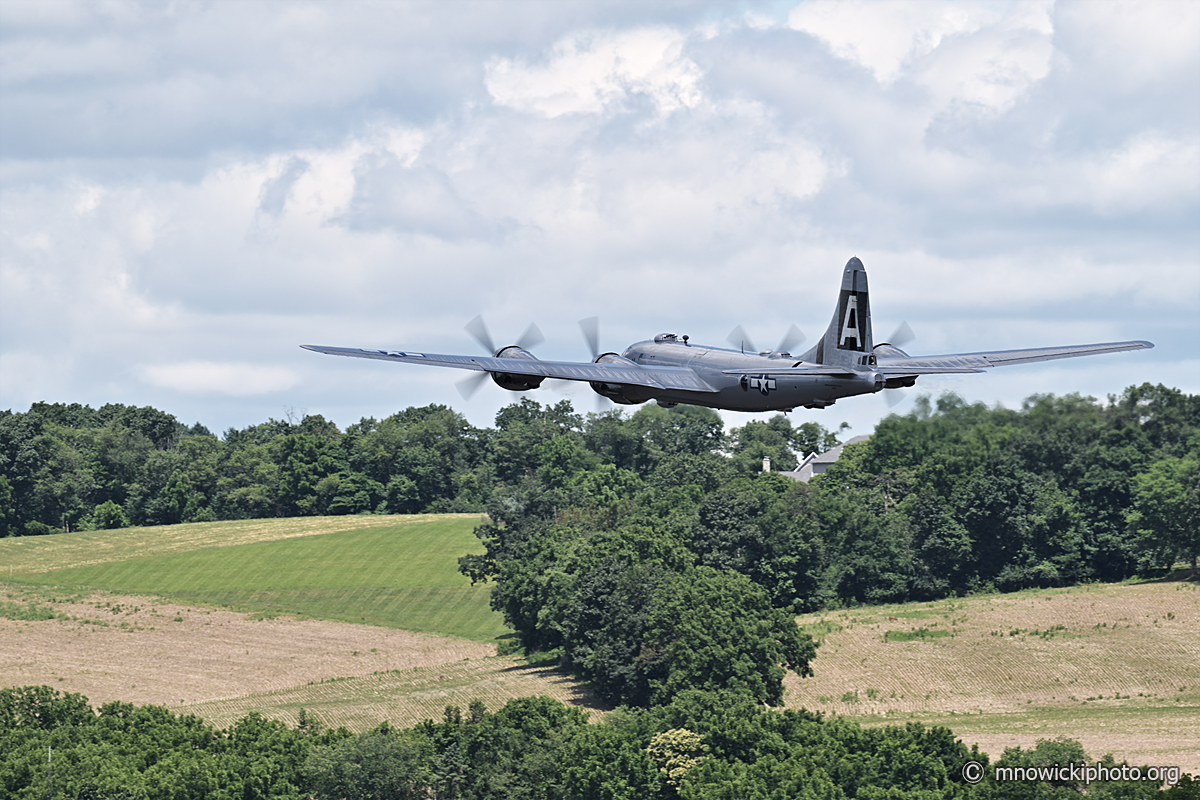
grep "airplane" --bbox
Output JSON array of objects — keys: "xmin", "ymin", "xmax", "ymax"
[{"xmin": 302, "ymin": 257, "xmax": 1153, "ymax": 413}]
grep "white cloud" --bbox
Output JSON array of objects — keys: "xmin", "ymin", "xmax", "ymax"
[
  {"xmin": 1056, "ymin": 0, "xmax": 1200, "ymax": 88},
  {"xmin": 788, "ymin": 0, "xmax": 1055, "ymax": 112},
  {"xmin": 0, "ymin": 2, "xmax": 1195, "ymax": 435},
  {"xmin": 912, "ymin": 20, "xmax": 1053, "ymax": 112},
  {"xmin": 486, "ymin": 27, "xmax": 702, "ymax": 117},
  {"xmin": 1085, "ymin": 133, "xmax": 1200, "ymax": 215},
  {"xmin": 138, "ymin": 361, "xmax": 300, "ymax": 396},
  {"xmin": 787, "ymin": 0, "xmax": 1016, "ymax": 83}
]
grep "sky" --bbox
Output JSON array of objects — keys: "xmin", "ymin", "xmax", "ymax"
[{"xmin": 2, "ymin": 0, "xmax": 1197, "ymax": 442}]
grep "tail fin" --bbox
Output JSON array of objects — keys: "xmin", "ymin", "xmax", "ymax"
[{"xmin": 801, "ymin": 257, "xmax": 873, "ymax": 366}]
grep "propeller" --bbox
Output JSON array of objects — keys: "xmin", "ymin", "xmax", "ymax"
[
  {"xmin": 727, "ymin": 324, "xmax": 806, "ymax": 354},
  {"xmin": 777, "ymin": 324, "xmax": 806, "ymax": 355},
  {"xmin": 578, "ymin": 316, "xmax": 611, "ymax": 411},
  {"xmin": 456, "ymin": 315, "xmax": 545, "ymax": 400},
  {"xmin": 726, "ymin": 325, "xmax": 757, "ymax": 353},
  {"xmin": 882, "ymin": 321, "xmax": 916, "ymax": 409},
  {"xmin": 464, "ymin": 315, "xmax": 545, "ymax": 355},
  {"xmin": 464, "ymin": 314, "xmax": 496, "ymax": 356},
  {"xmin": 886, "ymin": 321, "xmax": 915, "ymax": 349},
  {"xmin": 579, "ymin": 316, "xmax": 601, "ymax": 361}
]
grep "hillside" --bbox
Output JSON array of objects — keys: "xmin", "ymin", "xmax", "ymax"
[
  {"xmin": 2, "ymin": 516, "xmax": 1196, "ymax": 775},
  {"xmin": 787, "ymin": 579, "xmax": 1200, "ymax": 775},
  {"xmin": 1, "ymin": 515, "xmax": 605, "ymax": 730},
  {"xmin": 2, "ymin": 514, "xmax": 503, "ymax": 641}
]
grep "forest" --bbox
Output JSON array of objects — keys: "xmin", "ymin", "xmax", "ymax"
[
  {"xmin": 2, "ymin": 385, "xmax": 1197, "ymax": 796},
  {"xmin": 2, "ymin": 685, "xmax": 1194, "ymax": 800}
]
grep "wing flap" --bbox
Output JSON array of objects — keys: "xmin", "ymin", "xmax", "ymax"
[
  {"xmin": 722, "ymin": 364, "xmax": 982, "ymax": 376},
  {"xmin": 722, "ymin": 366, "xmax": 858, "ymax": 377},
  {"xmin": 301, "ymin": 345, "xmax": 718, "ymax": 393}
]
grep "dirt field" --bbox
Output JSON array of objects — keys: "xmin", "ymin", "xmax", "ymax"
[
  {"xmin": 3, "ymin": 562, "xmax": 1195, "ymax": 775},
  {"xmin": 785, "ymin": 579, "xmax": 1200, "ymax": 775},
  {"xmin": 0, "ymin": 584, "xmax": 602, "ymax": 729}
]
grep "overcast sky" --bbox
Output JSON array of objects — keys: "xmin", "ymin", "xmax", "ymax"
[{"xmin": 2, "ymin": 0, "xmax": 1197, "ymax": 440}]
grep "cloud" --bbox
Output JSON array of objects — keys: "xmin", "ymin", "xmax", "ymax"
[
  {"xmin": 0, "ymin": 1, "xmax": 1195, "ymax": 436},
  {"xmin": 786, "ymin": 0, "xmax": 1046, "ymax": 86},
  {"xmin": 257, "ymin": 157, "xmax": 310, "ymax": 217},
  {"xmin": 137, "ymin": 361, "xmax": 300, "ymax": 396},
  {"xmin": 1083, "ymin": 133, "xmax": 1200, "ymax": 215},
  {"xmin": 486, "ymin": 27, "xmax": 703, "ymax": 117}
]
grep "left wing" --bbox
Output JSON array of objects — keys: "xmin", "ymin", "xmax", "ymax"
[
  {"xmin": 301, "ymin": 345, "xmax": 719, "ymax": 393},
  {"xmin": 874, "ymin": 340, "xmax": 1154, "ymax": 373}
]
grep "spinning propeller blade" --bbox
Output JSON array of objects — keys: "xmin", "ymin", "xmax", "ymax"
[
  {"xmin": 464, "ymin": 315, "xmax": 496, "ymax": 355},
  {"xmin": 579, "ymin": 316, "xmax": 601, "ymax": 361},
  {"xmin": 457, "ymin": 371, "xmax": 490, "ymax": 400},
  {"xmin": 887, "ymin": 321, "xmax": 915, "ymax": 348},
  {"xmin": 726, "ymin": 325, "xmax": 757, "ymax": 353},
  {"xmin": 777, "ymin": 324, "xmax": 806, "ymax": 354}
]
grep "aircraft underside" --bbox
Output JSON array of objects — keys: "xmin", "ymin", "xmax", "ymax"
[{"xmin": 593, "ymin": 372, "xmax": 886, "ymax": 412}]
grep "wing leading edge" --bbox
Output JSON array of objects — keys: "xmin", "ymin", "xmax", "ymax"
[
  {"xmin": 300, "ymin": 345, "xmax": 718, "ymax": 393},
  {"xmin": 875, "ymin": 340, "xmax": 1155, "ymax": 373}
]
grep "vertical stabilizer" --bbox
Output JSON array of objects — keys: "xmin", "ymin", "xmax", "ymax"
[{"xmin": 802, "ymin": 257, "xmax": 873, "ymax": 366}]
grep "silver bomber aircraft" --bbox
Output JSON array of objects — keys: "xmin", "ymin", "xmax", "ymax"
[{"xmin": 303, "ymin": 257, "xmax": 1153, "ymax": 413}]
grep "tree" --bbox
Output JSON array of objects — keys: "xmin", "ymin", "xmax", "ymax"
[
  {"xmin": 1128, "ymin": 456, "xmax": 1200, "ymax": 571},
  {"xmin": 638, "ymin": 567, "xmax": 816, "ymax": 706},
  {"xmin": 305, "ymin": 724, "xmax": 433, "ymax": 800},
  {"xmin": 729, "ymin": 415, "xmax": 835, "ymax": 474},
  {"xmin": 646, "ymin": 728, "xmax": 707, "ymax": 790},
  {"xmin": 92, "ymin": 500, "xmax": 130, "ymax": 530}
]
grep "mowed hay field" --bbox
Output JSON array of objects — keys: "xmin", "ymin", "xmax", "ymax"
[
  {"xmin": 1, "ymin": 515, "xmax": 605, "ymax": 730},
  {"xmin": 786, "ymin": 580, "xmax": 1200, "ymax": 775},
  {"xmin": 2, "ymin": 514, "xmax": 502, "ymax": 641}
]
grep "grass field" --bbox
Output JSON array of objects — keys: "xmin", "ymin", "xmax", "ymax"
[
  {"xmin": 786, "ymin": 579, "xmax": 1200, "ymax": 774},
  {"xmin": 1, "ymin": 514, "xmax": 503, "ymax": 642}
]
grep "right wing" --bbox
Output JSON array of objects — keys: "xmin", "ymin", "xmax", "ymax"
[
  {"xmin": 720, "ymin": 340, "xmax": 1154, "ymax": 378},
  {"xmin": 301, "ymin": 345, "xmax": 719, "ymax": 393}
]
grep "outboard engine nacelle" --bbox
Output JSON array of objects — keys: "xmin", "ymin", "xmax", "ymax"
[
  {"xmin": 589, "ymin": 352, "xmax": 656, "ymax": 405},
  {"xmin": 491, "ymin": 345, "xmax": 544, "ymax": 392}
]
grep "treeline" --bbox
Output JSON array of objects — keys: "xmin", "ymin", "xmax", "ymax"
[
  {"xmin": 3, "ymin": 686, "xmax": 1193, "ymax": 800},
  {"xmin": 458, "ymin": 384, "xmax": 1198, "ymax": 706},
  {"xmin": 0, "ymin": 397, "xmax": 836, "ymax": 536}
]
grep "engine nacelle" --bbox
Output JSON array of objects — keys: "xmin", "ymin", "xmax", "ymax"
[
  {"xmin": 870, "ymin": 343, "xmax": 918, "ymax": 389},
  {"xmin": 872, "ymin": 343, "xmax": 910, "ymax": 359},
  {"xmin": 589, "ymin": 352, "xmax": 656, "ymax": 405},
  {"xmin": 870, "ymin": 343, "xmax": 917, "ymax": 389},
  {"xmin": 490, "ymin": 345, "xmax": 544, "ymax": 392}
]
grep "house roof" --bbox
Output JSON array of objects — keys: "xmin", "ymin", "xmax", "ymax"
[{"xmin": 778, "ymin": 435, "xmax": 871, "ymax": 483}]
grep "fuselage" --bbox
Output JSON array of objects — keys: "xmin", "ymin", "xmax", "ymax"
[{"xmin": 617, "ymin": 334, "xmax": 882, "ymax": 411}]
